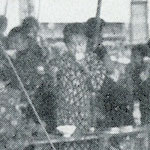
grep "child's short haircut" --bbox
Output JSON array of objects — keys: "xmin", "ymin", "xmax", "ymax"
[
  {"xmin": 8, "ymin": 26, "xmax": 27, "ymax": 40},
  {"xmin": 22, "ymin": 16, "xmax": 39, "ymax": 30},
  {"xmin": 85, "ymin": 17, "xmax": 105, "ymax": 39},
  {"xmin": 63, "ymin": 23, "xmax": 86, "ymax": 44}
]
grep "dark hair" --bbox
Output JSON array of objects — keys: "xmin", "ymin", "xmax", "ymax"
[
  {"xmin": 93, "ymin": 45, "xmax": 107, "ymax": 61},
  {"xmin": 63, "ymin": 23, "xmax": 86, "ymax": 44},
  {"xmin": 7, "ymin": 26, "xmax": 27, "ymax": 41},
  {"xmin": 8, "ymin": 27, "xmax": 22, "ymax": 37},
  {"xmin": 22, "ymin": 16, "xmax": 39, "ymax": 29},
  {"xmin": 85, "ymin": 17, "xmax": 105, "ymax": 39},
  {"xmin": 0, "ymin": 15, "xmax": 7, "ymax": 31},
  {"xmin": 131, "ymin": 44, "xmax": 149, "ymax": 58}
]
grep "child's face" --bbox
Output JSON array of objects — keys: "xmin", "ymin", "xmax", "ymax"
[
  {"xmin": 27, "ymin": 26, "xmax": 38, "ymax": 39},
  {"xmin": 67, "ymin": 34, "xmax": 88, "ymax": 56}
]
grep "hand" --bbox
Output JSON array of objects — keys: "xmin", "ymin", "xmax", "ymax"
[{"xmin": 140, "ymin": 70, "xmax": 149, "ymax": 82}]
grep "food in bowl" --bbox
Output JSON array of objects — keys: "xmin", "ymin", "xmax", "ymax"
[
  {"xmin": 120, "ymin": 125, "xmax": 133, "ymax": 133},
  {"xmin": 110, "ymin": 127, "xmax": 120, "ymax": 133},
  {"xmin": 56, "ymin": 125, "xmax": 76, "ymax": 138}
]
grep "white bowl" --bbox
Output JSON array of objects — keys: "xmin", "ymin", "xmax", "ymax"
[
  {"xmin": 120, "ymin": 125, "xmax": 133, "ymax": 133},
  {"xmin": 110, "ymin": 127, "xmax": 120, "ymax": 133},
  {"xmin": 56, "ymin": 125, "xmax": 76, "ymax": 138}
]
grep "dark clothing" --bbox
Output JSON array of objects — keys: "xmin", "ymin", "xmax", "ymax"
[
  {"xmin": 8, "ymin": 48, "xmax": 44, "ymax": 90},
  {"xmin": 28, "ymin": 37, "xmax": 49, "ymax": 60},
  {"xmin": 97, "ymin": 76, "xmax": 133, "ymax": 128},
  {"xmin": 124, "ymin": 63, "xmax": 150, "ymax": 125},
  {"xmin": 0, "ymin": 35, "xmax": 8, "ymax": 49},
  {"xmin": 28, "ymin": 38, "xmax": 44, "ymax": 58},
  {"xmin": 0, "ymin": 45, "xmax": 11, "ymax": 82},
  {"xmin": 124, "ymin": 64, "xmax": 144, "ymax": 99},
  {"xmin": 6, "ymin": 47, "xmax": 57, "ymax": 133},
  {"xmin": 26, "ymin": 77, "xmax": 57, "ymax": 133},
  {"xmin": 139, "ymin": 78, "xmax": 150, "ymax": 125}
]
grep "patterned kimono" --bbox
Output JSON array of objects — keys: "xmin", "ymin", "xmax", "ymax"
[
  {"xmin": 85, "ymin": 52, "xmax": 106, "ymax": 126},
  {"xmin": 50, "ymin": 51, "xmax": 105, "ymax": 132}
]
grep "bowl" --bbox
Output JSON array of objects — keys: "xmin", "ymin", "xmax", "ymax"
[
  {"xmin": 56, "ymin": 125, "xmax": 76, "ymax": 138},
  {"xmin": 120, "ymin": 125, "xmax": 133, "ymax": 133},
  {"xmin": 110, "ymin": 127, "xmax": 120, "ymax": 134}
]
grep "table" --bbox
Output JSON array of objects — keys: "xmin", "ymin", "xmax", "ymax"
[{"xmin": 25, "ymin": 125, "xmax": 150, "ymax": 150}]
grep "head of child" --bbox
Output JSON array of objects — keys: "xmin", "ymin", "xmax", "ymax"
[
  {"xmin": 8, "ymin": 27, "xmax": 28, "ymax": 52},
  {"xmin": 21, "ymin": 17, "xmax": 39, "ymax": 39},
  {"xmin": 63, "ymin": 23, "xmax": 88, "ymax": 60},
  {"xmin": 85, "ymin": 17, "xmax": 105, "ymax": 39},
  {"xmin": 85, "ymin": 17, "xmax": 105, "ymax": 49}
]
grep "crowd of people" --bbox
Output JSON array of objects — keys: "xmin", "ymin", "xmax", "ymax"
[{"xmin": 0, "ymin": 14, "xmax": 150, "ymax": 149}]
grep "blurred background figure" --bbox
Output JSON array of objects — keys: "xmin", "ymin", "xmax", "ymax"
[
  {"xmin": 95, "ymin": 46, "xmax": 133, "ymax": 129},
  {"xmin": 85, "ymin": 17, "xmax": 105, "ymax": 51},
  {"xmin": 125, "ymin": 44, "xmax": 149, "ymax": 96},
  {"xmin": 122, "ymin": 44, "xmax": 150, "ymax": 125},
  {"xmin": 7, "ymin": 25, "xmax": 57, "ymax": 133},
  {"xmin": 139, "ymin": 56, "xmax": 150, "ymax": 125},
  {"xmin": 21, "ymin": 16, "xmax": 49, "ymax": 60},
  {"xmin": 21, "ymin": 16, "xmax": 39, "ymax": 39}
]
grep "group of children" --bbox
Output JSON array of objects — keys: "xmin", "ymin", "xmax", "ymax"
[{"xmin": 0, "ymin": 15, "xmax": 150, "ymax": 150}]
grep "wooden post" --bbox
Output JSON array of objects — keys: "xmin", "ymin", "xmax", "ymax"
[
  {"xmin": 19, "ymin": 0, "xmax": 28, "ymax": 21},
  {"xmin": 4, "ymin": 0, "xmax": 9, "ymax": 16},
  {"xmin": 96, "ymin": 0, "xmax": 102, "ymax": 18},
  {"xmin": 27, "ymin": 0, "xmax": 35, "ymax": 17},
  {"xmin": 37, "ymin": 0, "xmax": 41, "ymax": 21},
  {"xmin": 93, "ymin": 0, "xmax": 103, "ymax": 49}
]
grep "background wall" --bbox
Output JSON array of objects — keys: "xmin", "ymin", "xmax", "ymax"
[{"xmin": 0, "ymin": 0, "xmax": 131, "ymax": 32}]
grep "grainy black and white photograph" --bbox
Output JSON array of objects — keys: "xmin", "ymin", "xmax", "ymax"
[{"xmin": 0, "ymin": 0, "xmax": 150, "ymax": 149}]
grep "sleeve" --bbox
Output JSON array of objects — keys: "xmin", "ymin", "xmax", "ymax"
[{"xmin": 86, "ymin": 53, "xmax": 105, "ymax": 92}]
